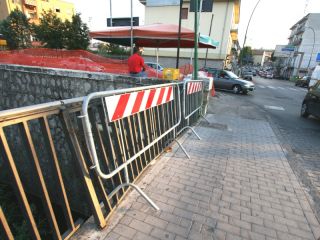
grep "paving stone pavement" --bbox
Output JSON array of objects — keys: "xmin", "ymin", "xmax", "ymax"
[{"xmin": 72, "ymin": 98, "xmax": 320, "ymax": 240}]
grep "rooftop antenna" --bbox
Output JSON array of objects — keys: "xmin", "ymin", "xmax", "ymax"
[{"xmin": 304, "ymin": 0, "xmax": 310, "ymax": 14}]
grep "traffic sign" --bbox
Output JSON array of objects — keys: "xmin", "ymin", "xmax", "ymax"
[
  {"xmin": 281, "ymin": 45, "xmax": 295, "ymax": 52},
  {"xmin": 316, "ymin": 53, "xmax": 320, "ymax": 62}
]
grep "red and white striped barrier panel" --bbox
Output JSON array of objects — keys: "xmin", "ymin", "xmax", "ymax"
[
  {"xmin": 187, "ymin": 82, "xmax": 203, "ymax": 95},
  {"xmin": 105, "ymin": 86, "xmax": 174, "ymax": 122}
]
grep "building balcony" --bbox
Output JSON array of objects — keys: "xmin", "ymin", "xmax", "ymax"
[
  {"xmin": 289, "ymin": 30, "xmax": 297, "ymax": 38},
  {"xmin": 296, "ymin": 26, "xmax": 305, "ymax": 35},
  {"xmin": 24, "ymin": 0, "xmax": 37, "ymax": 7},
  {"xmin": 292, "ymin": 37, "xmax": 302, "ymax": 46},
  {"xmin": 230, "ymin": 29, "xmax": 238, "ymax": 41}
]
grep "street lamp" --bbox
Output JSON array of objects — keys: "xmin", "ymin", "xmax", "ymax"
[
  {"xmin": 305, "ymin": 26, "xmax": 316, "ymax": 74},
  {"xmin": 242, "ymin": 0, "xmax": 262, "ymax": 49},
  {"xmin": 240, "ymin": 0, "xmax": 262, "ymax": 67}
]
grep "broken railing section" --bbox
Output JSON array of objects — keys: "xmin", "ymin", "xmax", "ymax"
[{"xmin": 0, "ymin": 79, "xmax": 210, "ymax": 239}]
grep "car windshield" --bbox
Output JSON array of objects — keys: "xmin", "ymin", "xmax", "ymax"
[{"xmin": 225, "ymin": 71, "xmax": 239, "ymax": 79}]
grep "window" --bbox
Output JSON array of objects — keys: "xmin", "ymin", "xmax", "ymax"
[
  {"xmin": 29, "ymin": 12, "xmax": 36, "ymax": 19},
  {"xmin": 181, "ymin": 8, "xmax": 188, "ymax": 19},
  {"xmin": 56, "ymin": 9, "xmax": 60, "ymax": 13},
  {"xmin": 146, "ymin": 0, "xmax": 180, "ymax": 6},
  {"xmin": 190, "ymin": 0, "xmax": 213, "ymax": 12}
]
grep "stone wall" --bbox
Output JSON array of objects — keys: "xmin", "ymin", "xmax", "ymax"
[
  {"xmin": 0, "ymin": 64, "xmax": 167, "ymax": 216},
  {"xmin": 0, "ymin": 64, "xmax": 210, "ymax": 218},
  {"xmin": 0, "ymin": 64, "xmax": 165, "ymax": 110}
]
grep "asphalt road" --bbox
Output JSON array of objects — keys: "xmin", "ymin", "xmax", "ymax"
[{"xmin": 214, "ymin": 76, "xmax": 320, "ymax": 221}]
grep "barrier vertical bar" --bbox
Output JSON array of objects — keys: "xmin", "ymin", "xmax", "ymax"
[
  {"xmin": 61, "ymin": 111, "xmax": 106, "ymax": 229},
  {"xmin": 0, "ymin": 128, "xmax": 41, "ymax": 240},
  {"xmin": 0, "ymin": 207, "xmax": 14, "ymax": 240},
  {"xmin": 39, "ymin": 117, "xmax": 76, "ymax": 230}
]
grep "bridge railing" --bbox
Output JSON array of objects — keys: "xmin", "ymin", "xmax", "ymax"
[
  {"xmin": 0, "ymin": 80, "xmax": 208, "ymax": 239},
  {"xmin": 0, "ymin": 98, "xmax": 85, "ymax": 240}
]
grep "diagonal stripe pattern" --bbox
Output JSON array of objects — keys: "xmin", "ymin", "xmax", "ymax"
[
  {"xmin": 105, "ymin": 86, "xmax": 174, "ymax": 122},
  {"xmin": 187, "ymin": 82, "xmax": 203, "ymax": 95}
]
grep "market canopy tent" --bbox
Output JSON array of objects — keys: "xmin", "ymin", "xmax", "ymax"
[{"xmin": 90, "ymin": 24, "xmax": 219, "ymax": 49}]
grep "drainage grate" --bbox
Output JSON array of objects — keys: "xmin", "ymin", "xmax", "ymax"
[{"xmin": 199, "ymin": 121, "xmax": 229, "ymax": 131}]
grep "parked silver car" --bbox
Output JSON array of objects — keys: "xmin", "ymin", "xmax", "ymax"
[{"xmin": 202, "ymin": 68, "xmax": 255, "ymax": 94}]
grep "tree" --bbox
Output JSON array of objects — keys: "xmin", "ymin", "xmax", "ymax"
[
  {"xmin": 239, "ymin": 46, "xmax": 253, "ymax": 65},
  {"xmin": 34, "ymin": 10, "xmax": 66, "ymax": 49},
  {"xmin": 98, "ymin": 43, "xmax": 129, "ymax": 56},
  {"xmin": 65, "ymin": 14, "xmax": 90, "ymax": 50},
  {"xmin": 0, "ymin": 9, "xmax": 32, "ymax": 49}
]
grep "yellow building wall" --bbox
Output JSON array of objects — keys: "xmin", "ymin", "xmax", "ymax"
[
  {"xmin": 38, "ymin": 0, "xmax": 74, "ymax": 21},
  {"xmin": 0, "ymin": 0, "xmax": 74, "ymax": 22}
]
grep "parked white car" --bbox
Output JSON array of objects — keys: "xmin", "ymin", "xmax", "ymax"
[
  {"xmin": 309, "ymin": 65, "xmax": 320, "ymax": 88},
  {"xmin": 145, "ymin": 62, "xmax": 164, "ymax": 72}
]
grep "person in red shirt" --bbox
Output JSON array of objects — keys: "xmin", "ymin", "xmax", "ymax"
[{"xmin": 128, "ymin": 46, "xmax": 147, "ymax": 77}]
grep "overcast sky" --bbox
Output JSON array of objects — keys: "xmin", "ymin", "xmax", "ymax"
[
  {"xmin": 72, "ymin": 0, "xmax": 320, "ymax": 50},
  {"xmin": 238, "ymin": 0, "xmax": 320, "ymax": 49}
]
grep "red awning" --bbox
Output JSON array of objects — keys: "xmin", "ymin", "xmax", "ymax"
[{"xmin": 90, "ymin": 24, "xmax": 217, "ymax": 49}]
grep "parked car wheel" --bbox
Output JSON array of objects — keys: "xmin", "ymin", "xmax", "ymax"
[
  {"xmin": 233, "ymin": 84, "xmax": 241, "ymax": 94},
  {"xmin": 300, "ymin": 102, "xmax": 309, "ymax": 118}
]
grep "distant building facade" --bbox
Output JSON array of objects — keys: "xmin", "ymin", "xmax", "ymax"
[
  {"xmin": 0, "ymin": 0, "xmax": 75, "ymax": 24},
  {"xmin": 252, "ymin": 49, "xmax": 273, "ymax": 66},
  {"xmin": 284, "ymin": 13, "xmax": 320, "ymax": 78},
  {"xmin": 138, "ymin": 0, "xmax": 241, "ymax": 68}
]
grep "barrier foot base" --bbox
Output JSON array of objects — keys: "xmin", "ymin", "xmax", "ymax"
[
  {"xmin": 201, "ymin": 114, "xmax": 210, "ymax": 124},
  {"xmin": 186, "ymin": 126, "xmax": 201, "ymax": 140},
  {"xmin": 177, "ymin": 126, "xmax": 201, "ymax": 140},
  {"xmin": 109, "ymin": 183, "xmax": 159, "ymax": 211},
  {"xmin": 174, "ymin": 139, "xmax": 191, "ymax": 159}
]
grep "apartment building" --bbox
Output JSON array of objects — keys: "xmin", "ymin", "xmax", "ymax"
[
  {"xmin": 0, "ymin": 0, "xmax": 75, "ymax": 24},
  {"xmin": 139, "ymin": 0, "xmax": 241, "ymax": 68},
  {"xmin": 285, "ymin": 13, "xmax": 320, "ymax": 77}
]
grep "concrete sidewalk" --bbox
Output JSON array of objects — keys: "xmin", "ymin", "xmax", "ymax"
[{"xmin": 73, "ymin": 96, "xmax": 320, "ymax": 240}]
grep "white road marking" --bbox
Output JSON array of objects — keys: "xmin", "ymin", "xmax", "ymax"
[
  {"xmin": 257, "ymin": 83, "xmax": 308, "ymax": 92},
  {"xmin": 264, "ymin": 105, "xmax": 285, "ymax": 111},
  {"xmin": 289, "ymin": 88, "xmax": 298, "ymax": 91}
]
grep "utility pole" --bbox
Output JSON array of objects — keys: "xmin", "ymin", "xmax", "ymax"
[
  {"xmin": 176, "ymin": 0, "xmax": 183, "ymax": 69},
  {"xmin": 305, "ymin": 26, "xmax": 316, "ymax": 74},
  {"xmin": 130, "ymin": 0, "xmax": 133, "ymax": 55},
  {"xmin": 204, "ymin": 14, "xmax": 214, "ymax": 67},
  {"xmin": 193, "ymin": 0, "xmax": 199, "ymax": 79},
  {"xmin": 109, "ymin": 0, "xmax": 113, "ymax": 27}
]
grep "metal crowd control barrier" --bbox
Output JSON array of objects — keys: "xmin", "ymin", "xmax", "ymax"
[
  {"xmin": 176, "ymin": 80, "xmax": 204, "ymax": 159},
  {"xmin": 0, "ymin": 98, "xmax": 85, "ymax": 240},
  {"xmin": 81, "ymin": 83, "xmax": 181, "ymax": 211},
  {"xmin": 0, "ymin": 81, "xmax": 206, "ymax": 238}
]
